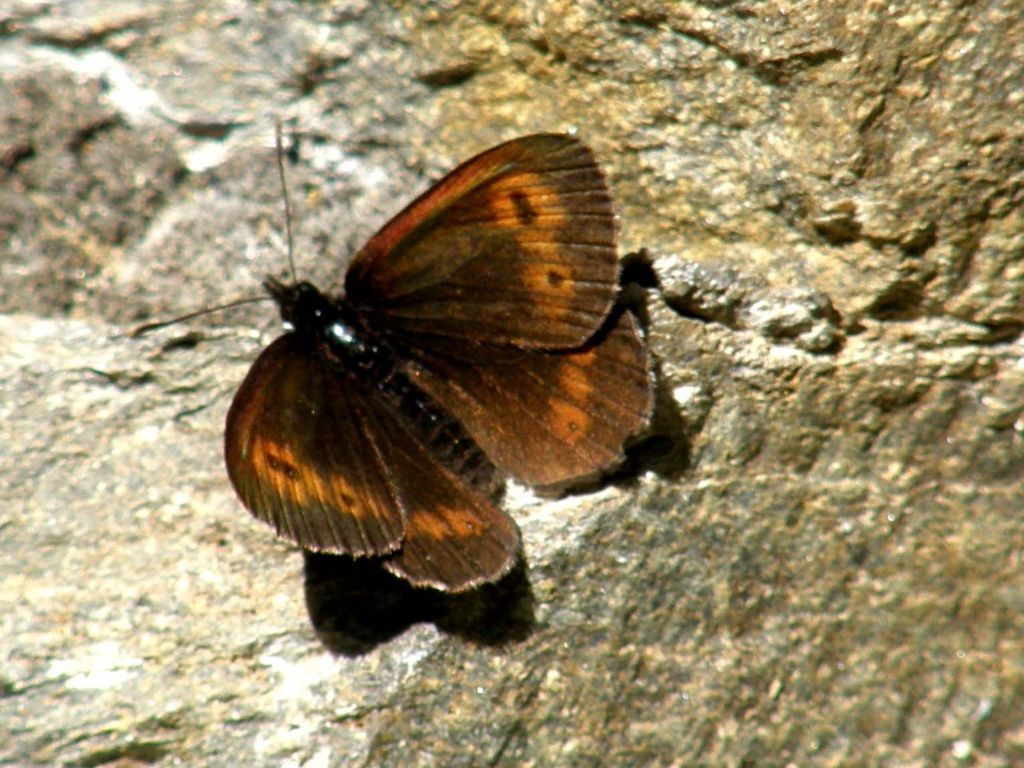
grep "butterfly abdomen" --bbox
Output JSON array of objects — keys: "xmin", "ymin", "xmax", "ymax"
[{"xmin": 384, "ymin": 367, "xmax": 501, "ymax": 499}]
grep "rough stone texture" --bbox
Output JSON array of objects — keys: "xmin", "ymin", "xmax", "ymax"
[{"xmin": 2, "ymin": 1, "xmax": 1022, "ymax": 766}]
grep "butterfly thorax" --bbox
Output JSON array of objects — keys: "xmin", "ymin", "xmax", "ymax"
[{"xmin": 264, "ymin": 277, "xmax": 378, "ymax": 367}]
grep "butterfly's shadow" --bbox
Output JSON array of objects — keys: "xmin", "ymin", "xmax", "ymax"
[{"xmin": 303, "ymin": 552, "xmax": 535, "ymax": 656}]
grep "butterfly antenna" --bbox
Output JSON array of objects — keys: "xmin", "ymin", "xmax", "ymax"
[
  {"xmin": 275, "ymin": 120, "xmax": 298, "ymax": 285},
  {"xmin": 128, "ymin": 295, "xmax": 270, "ymax": 338}
]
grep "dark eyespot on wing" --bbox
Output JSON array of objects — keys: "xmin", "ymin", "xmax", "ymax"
[{"xmin": 510, "ymin": 189, "xmax": 537, "ymax": 225}]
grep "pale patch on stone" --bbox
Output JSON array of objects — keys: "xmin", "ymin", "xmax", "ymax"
[{"xmin": 48, "ymin": 641, "xmax": 143, "ymax": 691}]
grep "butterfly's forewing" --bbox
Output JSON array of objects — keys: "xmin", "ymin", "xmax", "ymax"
[
  {"xmin": 407, "ymin": 310, "xmax": 652, "ymax": 486},
  {"xmin": 345, "ymin": 134, "xmax": 617, "ymax": 349},
  {"xmin": 224, "ymin": 334, "xmax": 406, "ymax": 555}
]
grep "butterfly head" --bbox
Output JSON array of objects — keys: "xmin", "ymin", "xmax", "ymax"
[{"xmin": 263, "ymin": 277, "xmax": 337, "ymax": 334}]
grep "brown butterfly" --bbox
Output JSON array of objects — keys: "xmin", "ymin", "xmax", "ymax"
[{"xmin": 224, "ymin": 134, "xmax": 652, "ymax": 592}]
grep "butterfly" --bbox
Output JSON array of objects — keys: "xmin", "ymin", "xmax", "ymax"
[{"xmin": 224, "ymin": 133, "xmax": 653, "ymax": 592}]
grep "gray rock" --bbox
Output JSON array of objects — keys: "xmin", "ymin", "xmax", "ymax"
[{"xmin": 2, "ymin": 1, "xmax": 1023, "ymax": 766}]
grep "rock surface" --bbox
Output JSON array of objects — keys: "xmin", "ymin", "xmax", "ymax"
[{"xmin": 2, "ymin": 1, "xmax": 1022, "ymax": 766}]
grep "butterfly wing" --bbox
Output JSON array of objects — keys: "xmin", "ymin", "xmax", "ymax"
[
  {"xmin": 345, "ymin": 134, "xmax": 617, "ymax": 349},
  {"xmin": 224, "ymin": 333, "xmax": 406, "ymax": 556},
  {"xmin": 362, "ymin": 403, "xmax": 521, "ymax": 591},
  {"xmin": 224, "ymin": 332, "xmax": 519, "ymax": 590},
  {"xmin": 405, "ymin": 310, "xmax": 652, "ymax": 487}
]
